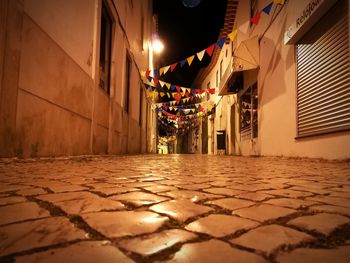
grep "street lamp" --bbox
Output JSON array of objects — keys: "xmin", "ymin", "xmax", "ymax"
[{"xmin": 152, "ymin": 34, "xmax": 164, "ymax": 54}]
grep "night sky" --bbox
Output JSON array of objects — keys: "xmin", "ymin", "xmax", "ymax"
[{"xmin": 153, "ymin": 0, "xmax": 227, "ymax": 88}]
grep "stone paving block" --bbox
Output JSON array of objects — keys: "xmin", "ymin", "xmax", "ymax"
[
  {"xmin": 206, "ymin": 198, "xmax": 255, "ymax": 211},
  {"xmin": 118, "ymin": 229, "xmax": 197, "ymax": 256},
  {"xmin": 0, "ymin": 202, "xmax": 50, "ymax": 225},
  {"xmin": 233, "ymin": 204, "xmax": 296, "ymax": 222},
  {"xmin": 0, "ymin": 196, "xmax": 27, "ymax": 206},
  {"xmin": 203, "ymin": 188, "xmax": 244, "ymax": 196},
  {"xmin": 140, "ymin": 177, "xmax": 165, "ymax": 182},
  {"xmin": 185, "ymin": 214, "xmax": 259, "ymax": 238},
  {"xmin": 306, "ymin": 196, "xmax": 350, "ymax": 208},
  {"xmin": 109, "ymin": 192, "xmax": 169, "ymax": 207},
  {"xmin": 0, "ymin": 217, "xmax": 86, "ymax": 256},
  {"xmin": 330, "ymin": 192, "xmax": 350, "ymax": 199},
  {"xmin": 0, "ymin": 185, "xmax": 31, "ymax": 193},
  {"xmin": 261, "ymin": 189, "xmax": 313, "ymax": 198},
  {"xmin": 48, "ymin": 185, "xmax": 88, "ymax": 193},
  {"xmin": 176, "ymin": 184, "xmax": 212, "ymax": 191},
  {"xmin": 288, "ymin": 186, "xmax": 330, "ymax": 195},
  {"xmin": 142, "ymin": 185, "xmax": 178, "ymax": 193},
  {"xmin": 14, "ymin": 241, "xmax": 134, "ymax": 263},
  {"xmin": 16, "ymin": 188, "xmax": 47, "ymax": 196},
  {"xmin": 276, "ymin": 246, "xmax": 350, "ymax": 263},
  {"xmin": 235, "ymin": 192, "xmax": 274, "ymax": 202},
  {"xmin": 287, "ymin": 213, "xmax": 350, "ymax": 235},
  {"xmin": 93, "ymin": 187, "xmax": 139, "ymax": 196},
  {"xmin": 162, "ymin": 190, "xmax": 222, "ymax": 202},
  {"xmin": 166, "ymin": 239, "xmax": 266, "ymax": 263},
  {"xmin": 230, "ymin": 224, "xmax": 313, "ymax": 254},
  {"xmin": 310, "ymin": 205, "xmax": 350, "ymax": 216},
  {"xmin": 150, "ymin": 200, "xmax": 213, "ymax": 222},
  {"xmin": 264, "ymin": 198, "xmax": 320, "ymax": 209},
  {"xmin": 82, "ymin": 211, "xmax": 168, "ymax": 238},
  {"xmin": 38, "ymin": 191, "xmax": 125, "ymax": 214}
]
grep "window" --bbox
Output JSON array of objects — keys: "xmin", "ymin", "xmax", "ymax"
[
  {"xmin": 240, "ymin": 83, "xmax": 258, "ymax": 139},
  {"xmin": 124, "ymin": 53, "xmax": 132, "ymax": 113},
  {"xmin": 99, "ymin": 1, "xmax": 113, "ymax": 94},
  {"xmin": 139, "ymin": 84, "xmax": 143, "ymax": 126},
  {"xmin": 296, "ymin": 0, "xmax": 350, "ymax": 137}
]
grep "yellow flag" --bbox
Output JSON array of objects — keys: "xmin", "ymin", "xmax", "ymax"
[
  {"xmin": 274, "ymin": 0, "xmax": 285, "ymax": 4},
  {"xmin": 165, "ymin": 83, "xmax": 171, "ymax": 90},
  {"xmin": 167, "ymin": 93, "xmax": 171, "ymax": 98},
  {"xmin": 160, "ymin": 92, "xmax": 165, "ymax": 97},
  {"xmin": 187, "ymin": 55, "xmax": 195, "ymax": 66},
  {"xmin": 163, "ymin": 65, "xmax": 170, "ymax": 74},
  {"xmin": 227, "ymin": 29, "xmax": 238, "ymax": 41},
  {"xmin": 159, "ymin": 80, "xmax": 165, "ymax": 87},
  {"xmin": 159, "ymin": 67, "xmax": 164, "ymax": 75}
]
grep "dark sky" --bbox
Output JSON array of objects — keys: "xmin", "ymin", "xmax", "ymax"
[{"xmin": 153, "ymin": 0, "xmax": 227, "ymax": 88}]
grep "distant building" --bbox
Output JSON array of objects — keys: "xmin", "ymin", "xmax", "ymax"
[
  {"xmin": 194, "ymin": 0, "xmax": 350, "ymax": 159},
  {"xmin": 0, "ymin": 0, "xmax": 158, "ymax": 157}
]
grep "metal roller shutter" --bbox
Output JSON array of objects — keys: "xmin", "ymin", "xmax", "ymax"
[{"xmin": 296, "ymin": 1, "xmax": 350, "ymax": 137}]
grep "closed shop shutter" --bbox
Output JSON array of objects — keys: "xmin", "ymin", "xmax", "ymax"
[{"xmin": 296, "ymin": 0, "xmax": 350, "ymax": 137}]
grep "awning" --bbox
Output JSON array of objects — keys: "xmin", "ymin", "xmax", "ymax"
[{"xmin": 219, "ymin": 36, "xmax": 259, "ymax": 96}]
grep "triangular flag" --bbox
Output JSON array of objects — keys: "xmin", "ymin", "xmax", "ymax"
[
  {"xmin": 251, "ymin": 11, "xmax": 261, "ymax": 25},
  {"xmin": 170, "ymin": 84, "xmax": 176, "ymax": 91},
  {"xmin": 176, "ymin": 85, "xmax": 181, "ymax": 92},
  {"xmin": 181, "ymin": 87, "xmax": 187, "ymax": 93},
  {"xmin": 196, "ymin": 50, "xmax": 206, "ymax": 61},
  {"xmin": 187, "ymin": 88, "xmax": 191, "ymax": 93},
  {"xmin": 217, "ymin": 36, "xmax": 227, "ymax": 49},
  {"xmin": 209, "ymin": 88, "xmax": 215, "ymax": 94},
  {"xmin": 170, "ymin": 63, "xmax": 177, "ymax": 72},
  {"xmin": 180, "ymin": 59, "xmax": 187, "ymax": 67},
  {"xmin": 159, "ymin": 80, "xmax": 165, "ymax": 87},
  {"xmin": 205, "ymin": 44, "xmax": 215, "ymax": 56},
  {"xmin": 147, "ymin": 76, "xmax": 153, "ymax": 82},
  {"xmin": 153, "ymin": 69, "xmax": 159, "ymax": 77},
  {"xmin": 165, "ymin": 83, "xmax": 171, "ymax": 90},
  {"xmin": 159, "ymin": 67, "xmax": 164, "ymax": 76},
  {"xmin": 187, "ymin": 55, "xmax": 195, "ymax": 66},
  {"xmin": 163, "ymin": 65, "xmax": 170, "ymax": 74},
  {"xmin": 153, "ymin": 78, "xmax": 159, "ymax": 85},
  {"xmin": 160, "ymin": 92, "xmax": 165, "ymax": 97},
  {"xmin": 262, "ymin": 2, "xmax": 273, "ymax": 14},
  {"xmin": 227, "ymin": 29, "xmax": 238, "ymax": 41},
  {"xmin": 167, "ymin": 93, "xmax": 171, "ymax": 98},
  {"xmin": 145, "ymin": 69, "xmax": 150, "ymax": 78},
  {"xmin": 274, "ymin": 0, "xmax": 285, "ymax": 4}
]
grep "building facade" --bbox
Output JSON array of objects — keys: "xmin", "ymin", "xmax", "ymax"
[
  {"xmin": 0, "ymin": 0, "xmax": 157, "ymax": 157},
  {"xmin": 195, "ymin": 0, "xmax": 350, "ymax": 159}
]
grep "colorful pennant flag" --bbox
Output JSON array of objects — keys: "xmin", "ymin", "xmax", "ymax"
[
  {"xmin": 180, "ymin": 59, "xmax": 187, "ymax": 67},
  {"xmin": 262, "ymin": 2, "xmax": 273, "ymax": 15},
  {"xmin": 196, "ymin": 50, "xmax": 206, "ymax": 61},
  {"xmin": 251, "ymin": 11, "xmax": 261, "ymax": 25},
  {"xmin": 170, "ymin": 63, "xmax": 178, "ymax": 72},
  {"xmin": 187, "ymin": 55, "xmax": 195, "ymax": 66},
  {"xmin": 205, "ymin": 44, "xmax": 215, "ymax": 56},
  {"xmin": 274, "ymin": 0, "xmax": 285, "ymax": 4},
  {"xmin": 217, "ymin": 36, "xmax": 227, "ymax": 49}
]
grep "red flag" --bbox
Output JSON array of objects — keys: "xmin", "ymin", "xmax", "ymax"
[
  {"xmin": 185, "ymin": 91, "xmax": 190, "ymax": 98},
  {"xmin": 170, "ymin": 63, "xmax": 178, "ymax": 72},
  {"xmin": 175, "ymin": 85, "xmax": 181, "ymax": 92},
  {"xmin": 145, "ymin": 69, "xmax": 150, "ymax": 78},
  {"xmin": 205, "ymin": 44, "xmax": 215, "ymax": 56},
  {"xmin": 153, "ymin": 78, "xmax": 159, "ymax": 85},
  {"xmin": 209, "ymin": 88, "xmax": 215, "ymax": 94},
  {"xmin": 251, "ymin": 11, "xmax": 261, "ymax": 25}
]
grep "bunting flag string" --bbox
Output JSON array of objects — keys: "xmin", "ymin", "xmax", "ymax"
[
  {"xmin": 145, "ymin": 0, "xmax": 286, "ymax": 133},
  {"xmin": 143, "ymin": 0, "xmax": 286, "ymax": 79}
]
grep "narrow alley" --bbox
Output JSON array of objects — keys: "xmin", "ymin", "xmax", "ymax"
[{"xmin": 0, "ymin": 155, "xmax": 349, "ymax": 262}]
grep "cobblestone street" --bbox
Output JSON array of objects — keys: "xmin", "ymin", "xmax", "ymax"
[{"xmin": 0, "ymin": 155, "xmax": 350, "ymax": 262}]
